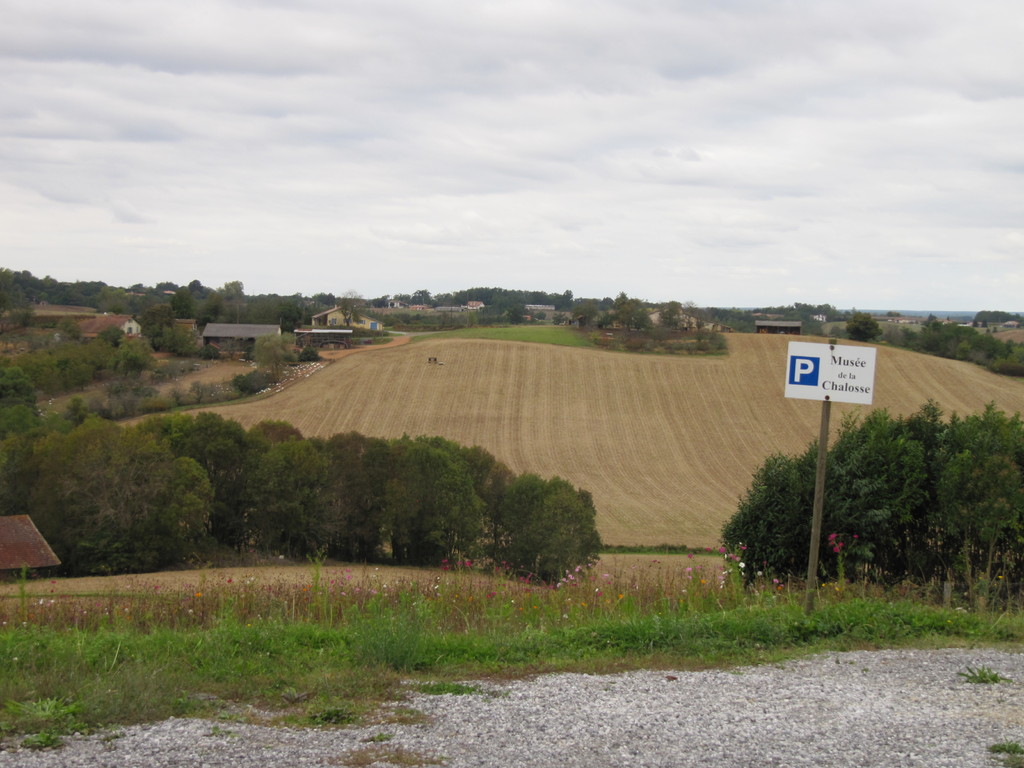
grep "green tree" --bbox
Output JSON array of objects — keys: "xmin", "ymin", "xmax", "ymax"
[
  {"xmin": 170, "ymin": 287, "xmax": 196, "ymax": 319},
  {"xmin": 97, "ymin": 286, "xmax": 129, "ymax": 314},
  {"xmin": 573, "ymin": 300, "xmax": 599, "ymax": 328},
  {"xmin": 336, "ymin": 291, "xmax": 364, "ymax": 326},
  {"xmin": 323, "ymin": 432, "xmax": 391, "ymax": 561},
  {"xmin": 0, "ymin": 366, "xmax": 40, "ymax": 437},
  {"xmin": 658, "ymin": 301, "xmax": 683, "ymax": 330},
  {"xmin": 253, "ymin": 333, "xmax": 295, "ymax": 383},
  {"xmin": 246, "ymin": 438, "xmax": 329, "ymax": 557},
  {"xmin": 934, "ymin": 406, "xmax": 1024, "ymax": 583},
  {"xmin": 161, "ymin": 324, "xmax": 198, "ymax": 357},
  {"xmin": 0, "ymin": 367, "xmax": 36, "ymax": 408},
  {"xmin": 199, "ymin": 291, "xmax": 225, "ymax": 325},
  {"xmin": 143, "ymin": 412, "xmax": 257, "ymax": 550},
  {"xmin": 114, "ymin": 338, "xmax": 153, "ymax": 377},
  {"xmin": 492, "ymin": 474, "xmax": 602, "ymax": 581},
  {"xmin": 220, "ymin": 281, "xmax": 246, "ymax": 323},
  {"xmin": 139, "ymin": 303, "xmax": 176, "ymax": 350},
  {"xmin": 846, "ymin": 312, "xmax": 881, "ymax": 342},
  {"xmin": 384, "ymin": 437, "xmax": 484, "ymax": 565},
  {"xmin": 277, "ymin": 299, "xmax": 304, "ymax": 333},
  {"xmin": 0, "ymin": 405, "xmax": 40, "ymax": 438},
  {"xmin": 612, "ymin": 293, "xmax": 652, "ymax": 332},
  {"xmin": 25, "ymin": 420, "xmax": 212, "ymax": 575}
]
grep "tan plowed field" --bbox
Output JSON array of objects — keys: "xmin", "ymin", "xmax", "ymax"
[{"xmin": 197, "ymin": 334, "xmax": 1024, "ymax": 548}]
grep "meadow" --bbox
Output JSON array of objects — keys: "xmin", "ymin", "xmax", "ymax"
[
  {"xmin": 2, "ymin": 557, "xmax": 1021, "ymax": 744},
  {"xmin": 415, "ymin": 325, "xmax": 594, "ymax": 347}
]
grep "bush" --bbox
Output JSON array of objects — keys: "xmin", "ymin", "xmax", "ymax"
[
  {"xmin": 232, "ymin": 370, "xmax": 270, "ymax": 396},
  {"xmin": 723, "ymin": 403, "xmax": 1024, "ymax": 586}
]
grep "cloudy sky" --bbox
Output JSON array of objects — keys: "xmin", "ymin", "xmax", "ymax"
[{"xmin": 2, "ymin": 0, "xmax": 1022, "ymax": 310}]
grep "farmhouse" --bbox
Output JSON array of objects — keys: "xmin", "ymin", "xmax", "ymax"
[
  {"xmin": 77, "ymin": 314, "xmax": 141, "ymax": 339},
  {"xmin": 312, "ymin": 307, "xmax": 385, "ymax": 331},
  {"xmin": 755, "ymin": 320, "xmax": 802, "ymax": 335},
  {"xmin": 202, "ymin": 323, "xmax": 281, "ymax": 352},
  {"xmin": 0, "ymin": 515, "xmax": 60, "ymax": 571},
  {"xmin": 647, "ymin": 310, "xmax": 730, "ymax": 333}
]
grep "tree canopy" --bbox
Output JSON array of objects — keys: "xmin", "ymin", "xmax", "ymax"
[{"xmin": 0, "ymin": 414, "xmax": 602, "ymax": 579}]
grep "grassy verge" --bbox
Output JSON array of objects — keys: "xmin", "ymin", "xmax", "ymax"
[
  {"xmin": 2, "ymin": 561, "xmax": 1022, "ymax": 743},
  {"xmin": 411, "ymin": 326, "xmax": 593, "ymax": 347}
]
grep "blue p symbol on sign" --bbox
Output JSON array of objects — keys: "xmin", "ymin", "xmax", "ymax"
[{"xmin": 788, "ymin": 356, "xmax": 820, "ymax": 386}]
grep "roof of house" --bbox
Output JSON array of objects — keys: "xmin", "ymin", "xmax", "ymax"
[
  {"xmin": 201, "ymin": 323, "xmax": 281, "ymax": 338},
  {"xmin": 77, "ymin": 314, "xmax": 137, "ymax": 336},
  {"xmin": 0, "ymin": 516, "xmax": 61, "ymax": 570}
]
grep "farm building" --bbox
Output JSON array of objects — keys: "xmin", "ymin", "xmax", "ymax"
[
  {"xmin": 0, "ymin": 515, "xmax": 60, "ymax": 571},
  {"xmin": 647, "ymin": 310, "xmax": 730, "ymax": 333},
  {"xmin": 294, "ymin": 328, "xmax": 354, "ymax": 349},
  {"xmin": 77, "ymin": 314, "xmax": 141, "ymax": 339},
  {"xmin": 202, "ymin": 323, "xmax": 281, "ymax": 352},
  {"xmin": 312, "ymin": 307, "xmax": 385, "ymax": 331},
  {"xmin": 755, "ymin": 320, "xmax": 802, "ymax": 335}
]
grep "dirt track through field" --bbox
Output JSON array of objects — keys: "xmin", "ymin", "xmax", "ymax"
[{"xmin": 196, "ymin": 335, "xmax": 1024, "ymax": 548}]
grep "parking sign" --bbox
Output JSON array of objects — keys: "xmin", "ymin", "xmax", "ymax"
[{"xmin": 785, "ymin": 342, "xmax": 876, "ymax": 405}]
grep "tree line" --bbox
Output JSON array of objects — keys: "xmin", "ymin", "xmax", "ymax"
[
  {"xmin": 0, "ymin": 413, "xmax": 601, "ymax": 580},
  {"xmin": 881, "ymin": 320, "xmax": 1024, "ymax": 377},
  {"xmin": 723, "ymin": 403, "xmax": 1024, "ymax": 588}
]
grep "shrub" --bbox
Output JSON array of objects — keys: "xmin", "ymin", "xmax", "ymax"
[
  {"xmin": 232, "ymin": 370, "xmax": 270, "ymax": 396},
  {"xmin": 723, "ymin": 403, "xmax": 1024, "ymax": 586},
  {"xmin": 298, "ymin": 345, "xmax": 321, "ymax": 362}
]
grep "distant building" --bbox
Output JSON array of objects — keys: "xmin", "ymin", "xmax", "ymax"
[
  {"xmin": 312, "ymin": 307, "xmax": 384, "ymax": 331},
  {"xmin": 77, "ymin": 314, "xmax": 141, "ymax": 339},
  {"xmin": 755, "ymin": 320, "xmax": 802, "ymax": 335},
  {"xmin": 294, "ymin": 328, "xmax": 354, "ymax": 349},
  {"xmin": 201, "ymin": 323, "xmax": 281, "ymax": 352}
]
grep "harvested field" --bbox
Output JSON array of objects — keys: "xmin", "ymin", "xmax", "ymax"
[
  {"xmin": 0, "ymin": 553, "xmax": 709, "ymax": 598},
  {"xmin": 195, "ymin": 334, "xmax": 1024, "ymax": 548},
  {"xmin": 995, "ymin": 328, "xmax": 1024, "ymax": 344}
]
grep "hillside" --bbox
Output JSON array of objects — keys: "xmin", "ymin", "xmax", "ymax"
[{"xmin": 198, "ymin": 334, "xmax": 1024, "ymax": 548}]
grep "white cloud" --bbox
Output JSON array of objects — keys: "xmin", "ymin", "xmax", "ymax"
[{"xmin": 1, "ymin": 0, "xmax": 1022, "ymax": 309}]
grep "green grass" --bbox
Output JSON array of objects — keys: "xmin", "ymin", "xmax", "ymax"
[
  {"xmin": 2, "ymin": 564, "xmax": 1022, "ymax": 738},
  {"xmin": 412, "ymin": 325, "xmax": 594, "ymax": 347},
  {"xmin": 958, "ymin": 665, "xmax": 1011, "ymax": 684},
  {"xmin": 991, "ymin": 742, "xmax": 1024, "ymax": 768}
]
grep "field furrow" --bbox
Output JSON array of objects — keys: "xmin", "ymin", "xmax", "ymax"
[{"xmin": 198, "ymin": 335, "xmax": 1024, "ymax": 548}]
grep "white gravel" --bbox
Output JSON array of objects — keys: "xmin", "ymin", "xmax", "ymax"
[{"xmin": 3, "ymin": 647, "xmax": 1023, "ymax": 767}]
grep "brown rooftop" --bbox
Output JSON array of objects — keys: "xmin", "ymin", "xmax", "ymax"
[
  {"xmin": 0, "ymin": 515, "xmax": 61, "ymax": 570},
  {"xmin": 77, "ymin": 314, "xmax": 135, "ymax": 337}
]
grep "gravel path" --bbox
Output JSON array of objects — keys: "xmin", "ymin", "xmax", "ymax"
[{"xmin": 3, "ymin": 647, "xmax": 1023, "ymax": 767}]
